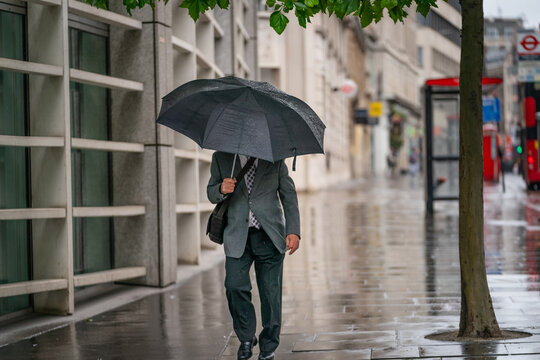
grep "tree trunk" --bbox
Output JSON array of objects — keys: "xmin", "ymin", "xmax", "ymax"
[{"xmin": 458, "ymin": 0, "xmax": 501, "ymax": 338}]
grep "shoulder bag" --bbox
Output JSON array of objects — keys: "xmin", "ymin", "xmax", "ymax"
[{"xmin": 206, "ymin": 156, "xmax": 256, "ymax": 244}]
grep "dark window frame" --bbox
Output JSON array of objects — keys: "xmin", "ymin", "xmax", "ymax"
[
  {"xmin": 0, "ymin": 2, "xmax": 33, "ymax": 316},
  {"xmin": 68, "ymin": 20, "xmax": 114, "ymax": 275},
  {"xmin": 417, "ymin": 10, "xmax": 461, "ymax": 47}
]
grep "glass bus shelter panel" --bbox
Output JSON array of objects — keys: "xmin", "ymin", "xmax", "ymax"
[
  {"xmin": 433, "ymin": 160, "xmax": 459, "ymax": 198},
  {"xmin": 432, "ymin": 97, "xmax": 459, "ymax": 157}
]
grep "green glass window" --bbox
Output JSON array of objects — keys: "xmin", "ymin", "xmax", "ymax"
[
  {"xmin": 69, "ymin": 24, "xmax": 113, "ymax": 275},
  {"xmin": 0, "ymin": 7, "xmax": 31, "ymax": 315}
]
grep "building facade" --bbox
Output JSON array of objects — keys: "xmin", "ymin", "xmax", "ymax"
[
  {"xmin": 364, "ymin": 12, "xmax": 422, "ymax": 175},
  {"xmin": 0, "ymin": 0, "xmax": 256, "ymax": 318},
  {"xmin": 258, "ymin": 8, "xmax": 354, "ymax": 190},
  {"xmin": 346, "ymin": 17, "xmax": 373, "ymax": 179},
  {"xmin": 415, "ymin": 1, "xmax": 461, "ymax": 188},
  {"xmin": 484, "ymin": 17, "xmax": 523, "ymax": 136}
]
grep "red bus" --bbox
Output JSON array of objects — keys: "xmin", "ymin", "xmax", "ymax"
[{"xmin": 521, "ymin": 83, "xmax": 540, "ymax": 190}]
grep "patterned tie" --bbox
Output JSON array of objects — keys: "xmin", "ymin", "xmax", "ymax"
[{"xmin": 245, "ymin": 160, "xmax": 261, "ymax": 229}]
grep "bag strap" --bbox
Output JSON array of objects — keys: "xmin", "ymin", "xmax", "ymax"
[
  {"xmin": 234, "ymin": 156, "xmax": 256, "ymax": 185},
  {"xmin": 215, "ymin": 156, "xmax": 256, "ymax": 217}
]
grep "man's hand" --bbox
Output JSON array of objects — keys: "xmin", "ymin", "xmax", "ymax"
[
  {"xmin": 220, "ymin": 178, "xmax": 237, "ymax": 194},
  {"xmin": 286, "ymin": 234, "xmax": 300, "ymax": 255}
]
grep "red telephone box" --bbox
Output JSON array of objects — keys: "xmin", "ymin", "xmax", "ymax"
[{"xmin": 483, "ymin": 123, "xmax": 501, "ymax": 182}]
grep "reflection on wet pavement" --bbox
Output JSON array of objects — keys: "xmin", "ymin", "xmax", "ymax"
[{"xmin": 1, "ymin": 174, "xmax": 540, "ymax": 359}]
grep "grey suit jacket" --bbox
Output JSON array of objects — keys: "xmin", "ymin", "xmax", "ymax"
[{"xmin": 207, "ymin": 152, "xmax": 300, "ymax": 258}]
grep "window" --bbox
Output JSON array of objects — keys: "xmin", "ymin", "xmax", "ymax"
[
  {"xmin": 260, "ymin": 68, "xmax": 280, "ymax": 87},
  {"xmin": 0, "ymin": 4, "xmax": 31, "ymax": 315},
  {"xmin": 69, "ymin": 18, "xmax": 113, "ymax": 276},
  {"xmin": 486, "ymin": 27, "xmax": 499, "ymax": 38},
  {"xmin": 417, "ymin": 46, "xmax": 423, "ymax": 68},
  {"xmin": 432, "ymin": 48, "xmax": 460, "ymax": 77},
  {"xmin": 447, "ymin": 0, "xmax": 461, "ymax": 12},
  {"xmin": 504, "ymin": 27, "xmax": 514, "ymax": 39},
  {"xmin": 417, "ymin": 11, "xmax": 461, "ymax": 46}
]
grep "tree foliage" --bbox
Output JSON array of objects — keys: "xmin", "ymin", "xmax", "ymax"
[{"xmin": 83, "ymin": 0, "xmax": 441, "ymax": 34}]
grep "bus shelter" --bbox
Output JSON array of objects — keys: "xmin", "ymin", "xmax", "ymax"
[{"xmin": 424, "ymin": 77, "xmax": 503, "ymax": 214}]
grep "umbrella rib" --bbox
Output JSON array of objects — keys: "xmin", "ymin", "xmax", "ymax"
[
  {"xmin": 261, "ymin": 95, "xmax": 296, "ymax": 160},
  {"xmin": 250, "ymin": 91, "xmax": 278, "ymax": 161},
  {"xmin": 203, "ymin": 102, "xmax": 230, "ymax": 145}
]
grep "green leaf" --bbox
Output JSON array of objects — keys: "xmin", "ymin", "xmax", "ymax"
[
  {"xmin": 266, "ymin": 0, "xmax": 276, "ymax": 7},
  {"xmin": 284, "ymin": 0, "xmax": 294, "ymax": 9},
  {"xmin": 217, "ymin": 0, "xmax": 229, "ymax": 9},
  {"xmin": 416, "ymin": 0, "xmax": 437, "ymax": 16},
  {"xmin": 326, "ymin": 0, "xmax": 336, "ymax": 15},
  {"xmin": 318, "ymin": 0, "xmax": 327, "ymax": 12},
  {"xmin": 180, "ymin": 0, "xmax": 210, "ymax": 20},
  {"xmin": 297, "ymin": 14, "xmax": 307, "ymax": 27},
  {"xmin": 381, "ymin": 0, "xmax": 397, "ymax": 9},
  {"xmin": 333, "ymin": 0, "xmax": 346, "ymax": 18},
  {"xmin": 334, "ymin": 0, "xmax": 358, "ymax": 18},
  {"xmin": 371, "ymin": 0, "xmax": 383, "ymax": 22},
  {"xmin": 388, "ymin": 5, "xmax": 407, "ymax": 22},
  {"xmin": 358, "ymin": 0, "xmax": 374, "ymax": 27},
  {"xmin": 305, "ymin": 0, "xmax": 319, "ymax": 7},
  {"xmin": 84, "ymin": 0, "xmax": 108, "ymax": 9},
  {"xmin": 270, "ymin": 10, "xmax": 289, "ymax": 34},
  {"xmin": 295, "ymin": 0, "xmax": 307, "ymax": 8}
]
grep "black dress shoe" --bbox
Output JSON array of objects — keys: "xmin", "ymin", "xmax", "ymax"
[
  {"xmin": 258, "ymin": 352, "xmax": 275, "ymax": 360},
  {"xmin": 237, "ymin": 337, "xmax": 257, "ymax": 360}
]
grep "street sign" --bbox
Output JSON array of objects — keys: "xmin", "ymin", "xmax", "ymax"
[
  {"xmin": 337, "ymin": 79, "xmax": 358, "ymax": 98},
  {"xmin": 518, "ymin": 62, "xmax": 540, "ymax": 82},
  {"xmin": 354, "ymin": 109, "xmax": 368, "ymax": 124},
  {"xmin": 518, "ymin": 31, "xmax": 540, "ymax": 82},
  {"xmin": 354, "ymin": 109, "xmax": 379, "ymax": 125},
  {"xmin": 518, "ymin": 32, "xmax": 540, "ymax": 61},
  {"xmin": 482, "ymin": 97, "xmax": 501, "ymax": 123},
  {"xmin": 369, "ymin": 102, "xmax": 383, "ymax": 117}
]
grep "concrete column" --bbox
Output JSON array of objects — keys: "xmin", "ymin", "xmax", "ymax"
[
  {"xmin": 27, "ymin": 1, "xmax": 74, "ymax": 315},
  {"xmin": 109, "ymin": 3, "xmax": 176, "ymax": 287}
]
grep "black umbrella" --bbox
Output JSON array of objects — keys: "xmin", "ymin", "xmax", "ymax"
[{"xmin": 156, "ymin": 76, "xmax": 325, "ymax": 170}]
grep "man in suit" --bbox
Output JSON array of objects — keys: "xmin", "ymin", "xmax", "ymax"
[{"xmin": 207, "ymin": 151, "xmax": 301, "ymax": 360}]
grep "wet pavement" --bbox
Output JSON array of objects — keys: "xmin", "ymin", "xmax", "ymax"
[{"xmin": 1, "ymin": 174, "xmax": 540, "ymax": 359}]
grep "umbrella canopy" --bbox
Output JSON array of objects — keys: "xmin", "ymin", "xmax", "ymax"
[{"xmin": 156, "ymin": 76, "xmax": 325, "ymax": 164}]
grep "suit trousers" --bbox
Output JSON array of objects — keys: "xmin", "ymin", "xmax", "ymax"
[{"xmin": 225, "ymin": 228, "xmax": 285, "ymax": 353}]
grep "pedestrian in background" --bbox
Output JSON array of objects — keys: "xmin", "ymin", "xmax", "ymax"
[
  {"xmin": 207, "ymin": 152, "xmax": 301, "ymax": 360},
  {"xmin": 409, "ymin": 147, "xmax": 420, "ymax": 177}
]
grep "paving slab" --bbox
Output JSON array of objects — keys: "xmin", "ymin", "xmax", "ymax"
[{"xmin": 2, "ymin": 175, "xmax": 540, "ymax": 359}]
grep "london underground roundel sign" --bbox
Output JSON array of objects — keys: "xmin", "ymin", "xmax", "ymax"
[
  {"xmin": 521, "ymin": 35, "xmax": 539, "ymax": 51},
  {"xmin": 518, "ymin": 32, "xmax": 540, "ymax": 60}
]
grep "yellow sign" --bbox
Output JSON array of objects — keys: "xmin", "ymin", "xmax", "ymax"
[{"xmin": 369, "ymin": 102, "xmax": 383, "ymax": 117}]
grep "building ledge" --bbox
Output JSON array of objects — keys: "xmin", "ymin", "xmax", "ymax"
[
  {"xmin": 71, "ymin": 138, "xmax": 144, "ymax": 153},
  {"xmin": 0, "ymin": 57, "xmax": 62, "ymax": 77},
  {"xmin": 68, "ymin": 0, "xmax": 142, "ymax": 30},
  {"xmin": 74, "ymin": 267, "xmax": 146, "ymax": 287},
  {"xmin": 0, "ymin": 279, "xmax": 68, "ymax": 298},
  {"xmin": 72, "ymin": 206, "xmax": 145, "ymax": 218},
  {"xmin": 0, "ymin": 135, "xmax": 64, "ymax": 148},
  {"xmin": 0, "ymin": 208, "xmax": 66, "ymax": 220},
  {"xmin": 70, "ymin": 68, "xmax": 144, "ymax": 92},
  {"xmin": 19, "ymin": 0, "xmax": 61, "ymax": 7}
]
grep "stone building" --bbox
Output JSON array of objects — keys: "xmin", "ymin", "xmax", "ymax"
[
  {"xmin": 257, "ymin": 8, "xmax": 354, "ymax": 190},
  {"xmin": 364, "ymin": 13, "xmax": 421, "ymax": 175},
  {"xmin": 484, "ymin": 17, "xmax": 523, "ymax": 135},
  {"xmin": 346, "ymin": 17, "xmax": 373, "ymax": 179},
  {"xmin": 416, "ymin": 0, "xmax": 462, "ymax": 187},
  {"xmin": 0, "ymin": 0, "xmax": 256, "ymax": 318}
]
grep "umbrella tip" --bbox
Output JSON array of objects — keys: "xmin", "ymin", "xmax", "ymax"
[{"xmin": 292, "ymin": 148, "xmax": 297, "ymax": 171}]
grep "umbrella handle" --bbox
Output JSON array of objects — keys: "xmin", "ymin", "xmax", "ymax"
[{"xmin": 230, "ymin": 153, "xmax": 237, "ymax": 178}]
